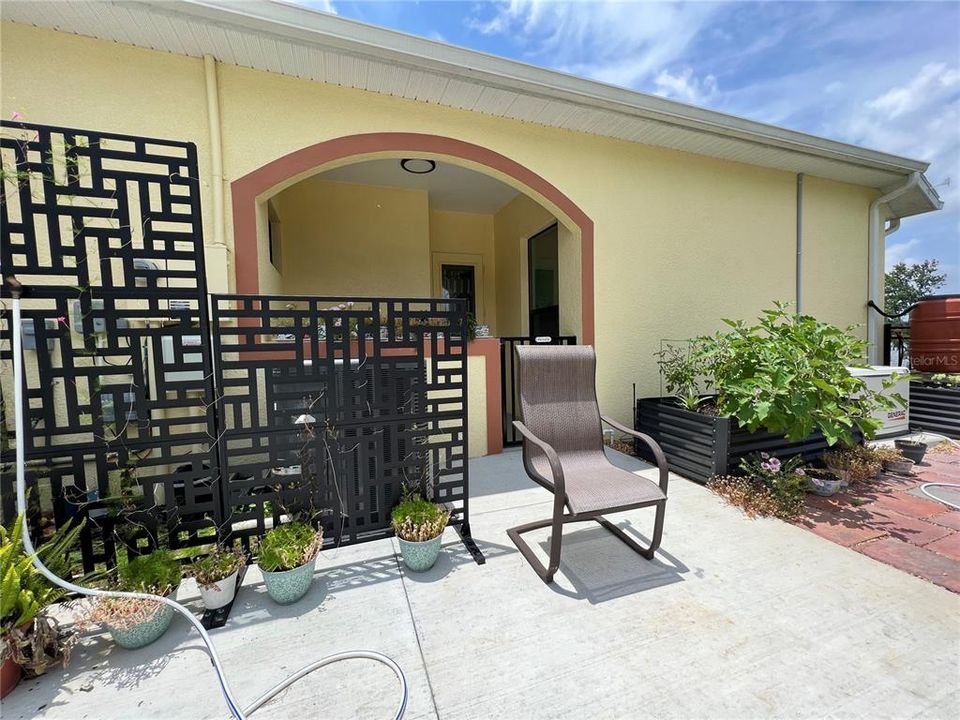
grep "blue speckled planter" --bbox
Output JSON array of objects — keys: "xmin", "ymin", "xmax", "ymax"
[
  {"xmin": 107, "ymin": 603, "xmax": 174, "ymax": 650},
  {"xmin": 261, "ymin": 557, "xmax": 316, "ymax": 604},
  {"xmin": 398, "ymin": 536, "xmax": 443, "ymax": 572}
]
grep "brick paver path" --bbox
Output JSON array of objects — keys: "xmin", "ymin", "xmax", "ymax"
[{"xmin": 795, "ymin": 445, "xmax": 960, "ymax": 593}]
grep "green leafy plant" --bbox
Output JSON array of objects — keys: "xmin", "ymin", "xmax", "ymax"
[
  {"xmin": 655, "ymin": 340, "xmax": 712, "ymax": 409},
  {"xmin": 465, "ymin": 312, "xmax": 478, "ymax": 342},
  {"xmin": 391, "ymin": 495, "xmax": 449, "ymax": 542},
  {"xmin": 929, "ymin": 373, "xmax": 960, "ymax": 387},
  {"xmin": 91, "ymin": 549, "xmax": 183, "ymax": 634},
  {"xmin": 117, "ymin": 550, "xmax": 183, "ymax": 595},
  {"xmin": 688, "ymin": 304, "xmax": 904, "ymax": 444},
  {"xmin": 736, "ymin": 452, "xmax": 808, "ymax": 518},
  {"xmin": 1, "ymin": 514, "xmax": 85, "ymax": 633},
  {"xmin": 257, "ymin": 522, "xmax": 323, "ymax": 573},
  {"xmin": 1, "ymin": 514, "xmax": 86, "ymax": 674},
  {"xmin": 187, "ymin": 545, "xmax": 246, "ymax": 589}
]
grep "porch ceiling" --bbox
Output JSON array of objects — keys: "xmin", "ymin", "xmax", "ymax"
[
  {"xmin": 2, "ymin": 0, "xmax": 942, "ymax": 218},
  {"xmin": 320, "ymin": 159, "xmax": 521, "ymax": 214}
]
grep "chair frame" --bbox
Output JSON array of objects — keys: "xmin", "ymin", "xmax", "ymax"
[{"xmin": 508, "ymin": 415, "xmax": 669, "ymax": 585}]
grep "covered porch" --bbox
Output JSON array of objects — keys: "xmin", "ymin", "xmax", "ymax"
[
  {"xmin": 245, "ymin": 151, "xmax": 591, "ymax": 458},
  {"xmin": 7, "ymin": 448, "xmax": 956, "ymax": 719}
]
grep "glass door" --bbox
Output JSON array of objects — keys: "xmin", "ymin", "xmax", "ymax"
[{"xmin": 528, "ymin": 224, "xmax": 559, "ymax": 337}]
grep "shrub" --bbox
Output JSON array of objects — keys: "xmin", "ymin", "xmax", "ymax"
[
  {"xmin": 391, "ymin": 496, "xmax": 449, "ymax": 542},
  {"xmin": 257, "ymin": 522, "xmax": 323, "ymax": 573},
  {"xmin": 660, "ymin": 304, "xmax": 905, "ymax": 445},
  {"xmin": 187, "ymin": 545, "xmax": 246, "ymax": 589}
]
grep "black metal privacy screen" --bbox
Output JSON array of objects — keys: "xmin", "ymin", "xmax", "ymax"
[{"xmin": 0, "ymin": 121, "xmax": 476, "ymax": 569}]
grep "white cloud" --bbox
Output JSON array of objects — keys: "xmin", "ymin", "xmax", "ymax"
[
  {"xmin": 303, "ymin": 1, "xmax": 337, "ymax": 15},
  {"xmin": 867, "ymin": 63, "xmax": 959, "ymax": 119},
  {"xmin": 467, "ymin": 0, "xmax": 724, "ymax": 88},
  {"xmin": 885, "ymin": 238, "xmax": 923, "ymax": 270},
  {"xmin": 654, "ymin": 67, "xmax": 718, "ymax": 104}
]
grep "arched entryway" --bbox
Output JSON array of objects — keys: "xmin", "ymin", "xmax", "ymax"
[{"xmin": 230, "ymin": 133, "xmax": 594, "ymax": 345}]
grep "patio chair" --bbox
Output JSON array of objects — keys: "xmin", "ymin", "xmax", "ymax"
[{"xmin": 509, "ymin": 345, "xmax": 669, "ymax": 584}]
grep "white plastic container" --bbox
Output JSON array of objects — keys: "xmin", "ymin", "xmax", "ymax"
[{"xmin": 846, "ymin": 365, "xmax": 910, "ymax": 437}]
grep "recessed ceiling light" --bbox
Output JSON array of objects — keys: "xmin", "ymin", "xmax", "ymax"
[{"xmin": 400, "ymin": 158, "xmax": 436, "ymax": 174}]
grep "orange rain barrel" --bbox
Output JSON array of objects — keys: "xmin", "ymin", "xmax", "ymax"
[{"xmin": 910, "ymin": 294, "xmax": 960, "ymax": 373}]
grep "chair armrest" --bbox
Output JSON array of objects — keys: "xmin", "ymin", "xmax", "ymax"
[
  {"xmin": 512, "ymin": 421, "xmax": 565, "ymax": 497},
  {"xmin": 601, "ymin": 415, "xmax": 669, "ymax": 495}
]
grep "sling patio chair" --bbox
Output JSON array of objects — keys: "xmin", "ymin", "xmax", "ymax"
[{"xmin": 509, "ymin": 345, "xmax": 669, "ymax": 584}]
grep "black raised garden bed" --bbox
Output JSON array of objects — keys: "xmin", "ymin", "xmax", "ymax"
[
  {"xmin": 634, "ymin": 397, "xmax": 861, "ymax": 484},
  {"xmin": 909, "ymin": 381, "xmax": 960, "ymax": 439}
]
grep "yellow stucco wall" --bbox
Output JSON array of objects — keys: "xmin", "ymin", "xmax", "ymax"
[
  {"xmin": 272, "ymin": 178, "xmax": 430, "ymax": 296},
  {"xmin": 801, "ymin": 176, "xmax": 874, "ymax": 335},
  {"xmin": 1, "ymin": 22, "xmax": 878, "ymax": 435},
  {"xmin": 428, "ymin": 209, "xmax": 497, "ymax": 330}
]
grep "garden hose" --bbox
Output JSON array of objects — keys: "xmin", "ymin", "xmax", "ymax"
[
  {"xmin": 916, "ymin": 434, "xmax": 960, "ymax": 511},
  {"xmin": 6, "ymin": 276, "xmax": 408, "ymax": 720}
]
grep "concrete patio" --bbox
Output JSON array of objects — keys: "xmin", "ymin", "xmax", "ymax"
[{"xmin": 5, "ymin": 449, "xmax": 959, "ymax": 719}]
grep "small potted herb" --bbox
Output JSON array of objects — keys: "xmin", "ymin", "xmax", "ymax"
[
  {"xmin": 256, "ymin": 522, "xmax": 323, "ymax": 604},
  {"xmin": 187, "ymin": 545, "xmax": 246, "ymax": 610},
  {"xmin": 92, "ymin": 549, "xmax": 183, "ymax": 650},
  {"xmin": 894, "ymin": 439, "xmax": 928, "ymax": 465},
  {"xmin": 391, "ymin": 496, "xmax": 449, "ymax": 572}
]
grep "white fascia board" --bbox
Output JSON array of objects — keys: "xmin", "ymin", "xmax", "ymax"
[{"xmin": 165, "ymin": 0, "xmax": 931, "ymax": 178}]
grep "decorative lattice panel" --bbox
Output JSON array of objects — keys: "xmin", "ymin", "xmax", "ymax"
[
  {"xmin": 211, "ymin": 295, "xmax": 469, "ymax": 547},
  {"xmin": 0, "ymin": 121, "xmax": 219, "ymax": 565}
]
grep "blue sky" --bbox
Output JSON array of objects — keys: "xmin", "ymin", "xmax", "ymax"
[{"xmin": 302, "ymin": 1, "xmax": 959, "ymax": 293}]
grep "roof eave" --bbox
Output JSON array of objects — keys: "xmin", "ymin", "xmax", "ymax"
[{"xmin": 171, "ymin": 0, "xmax": 931, "ymax": 178}]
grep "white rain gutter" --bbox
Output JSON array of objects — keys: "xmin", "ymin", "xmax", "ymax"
[
  {"xmin": 867, "ymin": 172, "xmax": 920, "ymax": 363},
  {"xmin": 203, "ymin": 54, "xmax": 226, "ymax": 248},
  {"xmin": 796, "ymin": 173, "xmax": 804, "ymax": 313}
]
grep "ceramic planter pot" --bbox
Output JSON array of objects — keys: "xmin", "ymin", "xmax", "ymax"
[
  {"xmin": 106, "ymin": 602, "xmax": 175, "ymax": 650},
  {"xmin": 1, "ymin": 651, "xmax": 22, "ymax": 700},
  {"xmin": 260, "ymin": 557, "xmax": 316, "ymax": 604},
  {"xmin": 397, "ymin": 535, "xmax": 443, "ymax": 572},
  {"xmin": 895, "ymin": 440, "xmax": 927, "ymax": 465},
  {"xmin": 826, "ymin": 466, "xmax": 851, "ymax": 488},
  {"xmin": 198, "ymin": 570, "xmax": 239, "ymax": 610},
  {"xmin": 807, "ymin": 476, "xmax": 842, "ymax": 496},
  {"xmin": 883, "ymin": 458, "xmax": 915, "ymax": 475}
]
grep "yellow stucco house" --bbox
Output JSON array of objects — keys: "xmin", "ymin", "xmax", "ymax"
[{"xmin": 0, "ymin": 1, "xmax": 943, "ymax": 458}]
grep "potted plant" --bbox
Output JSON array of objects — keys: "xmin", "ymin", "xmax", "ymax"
[
  {"xmin": 874, "ymin": 447, "xmax": 915, "ymax": 475},
  {"xmin": 895, "ymin": 439, "xmax": 928, "ymax": 464},
  {"xmin": 256, "ymin": 522, "xmax": 323, "ymax": 604},
  {"xmin": 187, "ymin": 545, "xmax": 246, "ymax": 610},
  {"xmin": 804, "ymin": 468, "xmax": 844, "ymax": 497},
  {"xmin": 391, "ymin": 495, "xmax": 449, "ymax": 572},
  {"xmin": 2, "ymin": 514, "xmax": 86, "ymax": 698},
  {"xmin": 639, "ymin": 304, "xmax": 906, "ymax": 482},
  {"xmin": 910, "ymin": 374, "xmax": 960, "ymax": 439},
  {"xmin": 92, "ymin": 549, "xmax": 182, "ymax": 650},
  {"xmin": 822, "ymin": 445, "xmax": 882, "ymax": 487}
]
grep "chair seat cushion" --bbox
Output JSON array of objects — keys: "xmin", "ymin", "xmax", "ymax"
[{"xmin": 530, "ymin": 450, "xmax": 666, "ymax": 515}]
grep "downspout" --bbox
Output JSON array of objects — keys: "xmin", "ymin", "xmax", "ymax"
[
  {"xmin": 204, "ymin": 54, "xmax": 226, "ymax": 249},
  {"xmin": 867, "ymin": 172, "xmax": 919, "ymax": 363},
  {"xmin": 795, "ymin": 173, "xmax": 804, "ymax": 313}
]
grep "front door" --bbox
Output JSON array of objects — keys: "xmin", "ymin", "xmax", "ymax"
[{"xmin": 528, "ymin": 224, "xmax": 559, "ymax": 337}]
